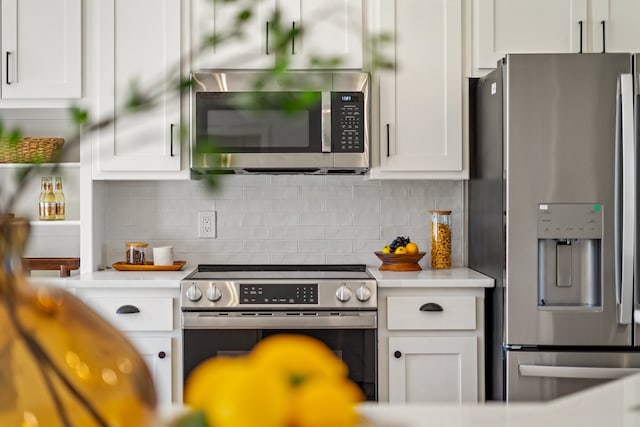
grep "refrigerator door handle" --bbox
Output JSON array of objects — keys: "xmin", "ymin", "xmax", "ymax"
[
  {"xmin": 519, "ymin": 364, "xmax": 640, "ymax": 380},
  {"xmin": 615, "ymin": 73, "xmax": 635, "ymax": 325}
]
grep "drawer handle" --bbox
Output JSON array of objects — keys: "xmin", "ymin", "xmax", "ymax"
[
  {"xmin": 394, "ymin": 351, "xmax": 402, "ymax": 359},
  {"xmin": 419, "ymin": 302, "xmax": 443, "ymax": 312},
  {"xmin": 116, "ymin": 305, "xmax": 140, "ymax": 314},
  {"xmin": 158, "ymin": 351, "xmax": 166, "ymax": 359}
]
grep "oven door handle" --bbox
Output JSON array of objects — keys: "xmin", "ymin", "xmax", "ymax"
[{"xmin": 182, "ymin": 313, "xmax": 377, "ymax": 329}]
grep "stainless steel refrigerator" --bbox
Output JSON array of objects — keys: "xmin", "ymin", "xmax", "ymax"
[{"xmin": 469, "ymin": 53, "xmax": 640, "ymax": 402}]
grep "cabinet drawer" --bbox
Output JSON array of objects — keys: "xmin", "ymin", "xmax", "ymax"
[
  {"xmin": 84, "ymin": 297, "xmax": 173, "ymax": 332},
  {"xmin": 386, "ymin": 296, "xmax": 475, "ymax": 330}
]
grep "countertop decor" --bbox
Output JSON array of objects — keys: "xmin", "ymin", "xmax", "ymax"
[{"xmin": 374, "ymin": 251, "xmax": 426, "ymax": 271}]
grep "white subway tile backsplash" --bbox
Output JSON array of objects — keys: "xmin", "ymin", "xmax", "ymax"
[{"xmin": 104, "ymin": 176, "xmax": 465, "ymax": 267}]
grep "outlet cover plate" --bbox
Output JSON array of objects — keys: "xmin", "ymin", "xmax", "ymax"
[{"xmin": 198, "ymin": 210, "xmax": 215, "ymax": 238}]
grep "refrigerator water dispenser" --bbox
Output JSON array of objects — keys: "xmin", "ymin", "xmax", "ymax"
[{"xmin": 537, "ymin": 203, "xmax": 603, "ymax": 309}]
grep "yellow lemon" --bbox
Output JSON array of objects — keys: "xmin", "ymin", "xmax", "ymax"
[
  {"xmin": 290, "ymin": 377, "xmax": 364, "ymax": 427},
  {"xmin": 250, "ymin": 334, "xmax": 348, "ymax": 386},
  {"xmin": 183, "ymin": 356, "xmax": 249, "ymax": 409},
  {"xmin": 405, "ymin": 242, "xmax": 419, "ymax": 254},
  {"xmin": 185, "ymin": 356, "xmax": 290, "ymax": 427},
  {"xmin": 205, "ymin": 365, "xmax": 290, "ymax": 427},
  {"xmin": 394, "ymin": 246, "xmax": 407, "ymax": 254},
  {"xmin": 381, "ymin": 245, "xmax": 391, "ymax": 254}
]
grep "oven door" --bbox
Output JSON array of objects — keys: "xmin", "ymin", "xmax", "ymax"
[{"xmin": 182, "ymin": 311, "xmax": 377, "ymax": 401}]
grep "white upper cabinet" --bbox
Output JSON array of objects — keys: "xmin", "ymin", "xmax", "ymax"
[
  {"xmin": 474, "ymin": 0, "xmax": 587, "ymax": 71},
  {"xmin": 1, "ymin": 0, "xmax": 82, "ymax": 99},
  {"xmin": 93, "ymin": 0, "xmax": 183, "ymax": 178},
  {"xmin": 473, "ymin": 0, "xmax": 640, "ymax": 74},
  {"xmin": 369, "ymin": 0, "xmax": 465, "ymax": 179},
  {"xmin": 592, "ymin": 0, "xmax": 640, "ymax": 53},
  {"xmin": 193, "ymin": 0, "xmax": 277, "ymax": 69},
  {"xmin": 192, "ymin": 0, "xmax": 363, "ymax": 70},
  {"xmin": 280, "ymin": 0, "xmax": 363, "ymax": 69}
]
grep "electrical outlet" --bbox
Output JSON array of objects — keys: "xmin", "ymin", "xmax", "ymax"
[{"xmin": 198, "ymin": 210, "xmax": 215, "ymax": 238}]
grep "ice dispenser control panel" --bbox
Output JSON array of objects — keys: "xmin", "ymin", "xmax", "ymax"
[{"xmin": 537, "ymin": 203, "xmax": 603, "ymax": 239}]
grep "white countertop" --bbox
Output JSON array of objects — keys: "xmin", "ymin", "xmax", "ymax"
[
  {"xmin": 358, "ymin": 371, "xmax": 640, "ymax": 426},
  {"xmin": 33, "ymin": 265, "xmax": 494, "ymax": 289},
  {"xmin": 368, "ymin": 267, "xmax": 494, "ymax": 288},
  {"xmin": 65, "ymin": 265, "xmax": 196, "ymax": 288}
]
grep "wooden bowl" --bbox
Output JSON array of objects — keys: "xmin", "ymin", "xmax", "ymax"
[{"xmin": 374, "ymin": 251, "xmax": 426, "ymax": 271}]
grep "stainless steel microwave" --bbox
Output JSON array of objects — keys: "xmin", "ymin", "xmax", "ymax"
[{"xmin": 190, "ymin": 71, "xmax": 370, "ymax": 175}]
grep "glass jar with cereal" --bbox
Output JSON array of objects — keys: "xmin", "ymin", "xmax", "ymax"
[{"xmin": 429, "ymin": 210, "xmax": 452, "ymax": 269}]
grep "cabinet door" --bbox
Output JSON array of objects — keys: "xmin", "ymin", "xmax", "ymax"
[
  {"xmin": 592, "ymin": 0, "xmax": 640, "ymax": 53},
  {"xmin": 373, "ymin": 0, "xmax": 463, "ymax": 176},
  {"xmin": 282, "ymin": 0, "xmax": 363, "ymax": 69},
  {"xmin": 388, "ymin": 336, "xmax": 477, "ymax": 403},
  {"xmin": 474, "ymin": 0, "xmax": 587, "ymax": 70},
  {"xmin": 193, "ymin": 0, "xmax": 276, "ymax": 69},
  {"xmin": 95, "ymin": 0, "xmax": 181, "ymax": 174},
  {"xmin": 1, "ymin": 0, "xmax": 81, "ymax": 98},
  {"xmin": 129, "ymin": 336, "xmax": 173, "ymax": 406}
]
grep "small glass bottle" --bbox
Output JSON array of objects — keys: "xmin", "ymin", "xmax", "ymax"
[
  {"xmin": 42, "ymin": 178, "xmax": 57, "ymax": 221},
  {"xmin": 429, "ymin": 210, "xmax": 452, "ymax": 269},
  {"xmin": 126, "ymin": 242, "xmax": 148, "ymax": 265},
  {"xmin": 54, "ymin": 176, "xmax": 65, "ymax": 220},
  {"xmin": 38, "ymin": 177, "xmax": 48, "ymax": 220}
]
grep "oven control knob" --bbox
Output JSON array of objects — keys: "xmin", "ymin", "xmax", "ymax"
[
  {"xmin": 185, "ymin": 284, "xmax": 202, "ymax": 302},
  {"xmin": 206, "ymin": 283, "xmax": 222, "ymax": 302},
  {"xmin": 336, "ymin": 284, "xmax": 352, "ymax": 302},
  {"xmin": 355, "ymin": 285, "xmax": 371, "ymax": 302}
]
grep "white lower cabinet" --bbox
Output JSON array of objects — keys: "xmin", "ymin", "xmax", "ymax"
[
  {"xmin": 73, "ymin": 286, "xmax": 180, "ymax": 405},
  {"xmin": 129, "ymin": 336, "xmax": 173, "ymax": 406},
  {"xmin": 378, "ymin": 288, "xmax": 485, "ymax": 403},
  {"xmin": 388, "ymin": 336, "xmax": 477, "ymax": 403}
]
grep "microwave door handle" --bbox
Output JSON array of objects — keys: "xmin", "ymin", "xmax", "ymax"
[{"xmin": 321, "ymin": 92, "xmax": 331, "ymax": 153}]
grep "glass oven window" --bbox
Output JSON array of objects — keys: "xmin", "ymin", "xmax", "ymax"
[
  {"xmin": 183, "ymin": 328, "xmax": 377, "ymax": 401},
  {"xmin": 196, "ymin": 92, "xmax": 322, "ymax": 153}
]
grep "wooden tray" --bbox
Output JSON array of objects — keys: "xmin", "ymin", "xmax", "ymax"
[
  {"xmin": 22, "ymin": 257, "xmax": 80, "ymax": 277},
  {"xmin": 374, "ymin": 251, "xmax": 426, "ymax": 271},
  {"xmin": 112, "ymin": 261, "xmax": 186, "ymax": 271}
]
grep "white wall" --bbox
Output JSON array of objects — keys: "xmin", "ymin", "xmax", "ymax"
[{"xmin": 104, "ymin": 175, "xmax": 464, "ymax": 268}]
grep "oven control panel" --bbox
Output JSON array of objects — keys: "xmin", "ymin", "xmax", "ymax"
[
  {"xmin": 181, "ymin": 280, "xmax": 377, "ymax": 310},
  {"xmin": 240, "ymin": 283, "xmax": 317, "ymax": 304}
]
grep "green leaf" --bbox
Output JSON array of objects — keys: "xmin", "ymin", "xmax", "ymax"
[
  {"xmin": 170, "ymin": 410, "xmax": 208, "ymax": 427},
  {"xmin": 70, "ymin": 106, "xmax": 89, "ymax": 126}
]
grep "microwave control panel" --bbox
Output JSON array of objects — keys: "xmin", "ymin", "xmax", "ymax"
[{"xmin": 332, "ymin": 92, "xmax": 364, "ymax": 152}]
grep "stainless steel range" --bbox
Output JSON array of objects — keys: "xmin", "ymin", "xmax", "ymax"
[{"xmin": 180, "ymin": 264, "xmax": 378, "ymax": 400}]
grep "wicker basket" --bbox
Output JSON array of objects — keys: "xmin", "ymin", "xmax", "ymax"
[{"xmin": 0, "ymin": 137, "xmax": 65, "ymax": 163}]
